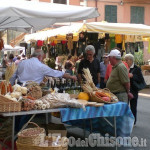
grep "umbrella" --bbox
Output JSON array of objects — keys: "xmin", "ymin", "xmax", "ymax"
[{"xmin": 0, "ymin": 0, "xmax": 99, "ymax": 32}]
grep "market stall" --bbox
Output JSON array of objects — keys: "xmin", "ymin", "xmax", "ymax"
[
  {"xmin": 24, "ymin": 22, "xmax": 150, "ymax": 60},
  {"xmin": 0, "ymin": 67, "xmax": 134, "ymax": 150},
  {"xmin": 2, "ymin": 45, "xmax": 25, "ymax": 55}
]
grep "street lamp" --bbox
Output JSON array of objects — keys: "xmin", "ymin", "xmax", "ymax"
[{"xmin": 120, "ymin": 0, "xmax": 123, "ymax": 6}]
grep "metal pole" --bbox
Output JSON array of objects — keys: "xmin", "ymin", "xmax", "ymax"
[
  {"xmin": 114, "ymin": 117, "xmax": 117, "ymax": 150},
  {"xmin": 12, "ymin": 116, "xmax": 15, "ymax": 150}
]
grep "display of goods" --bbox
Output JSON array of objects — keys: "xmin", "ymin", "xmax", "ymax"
[
  {"xmin": 0, "ymin": 95, "xmax": 21, "ymax": 112},
  {"xmin": 35, "ymin": 93, "xmax": 85, "ymax": 110},
  {"xmin": 17, "ymin": 122, "xmax": 45, "ymax": 146},
  {"xmin": 12, "ymin": 84, "xmax": 28, "ymax": 95},
  {"xmin": 81, "ymin": 68, "xmax": 118, "ymax": 103},
  {"xmin": 81, "ymin": 68, "xmax": 97, "ymax": 93},
  {"xmin": 0, "ymin": 80, "xmax": 13, "ymax": 95},
  {"xmin": 43, "ymin": 58, "xmax": 55, "ymax": 69},
  {"xmin": 90, "ymin": 89, "xmax": 118, "ymax": 103},
  {"xmin": 26, "ymin": 81, "xmax": 42, "ymax": 99},
  {"xmin": 20, "ymin": 97, "xmax": 35, "ymax": 111},
  {"xmin": 77, "ymin": 92, "xmax": 90, "ymax": 101}
]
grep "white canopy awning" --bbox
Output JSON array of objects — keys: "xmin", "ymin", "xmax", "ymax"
[
  {"xmin": 0, "ymin": 0, "xmax": 99, "ymax": 32},
  {"xmin": 25, "ymin": 23, "xmax": 84, "ymax": 41},
  {"xmin": 85, "ymin": 22, "xmax": 150, "ymax": 36},
  {"xmin": 2, "ymin": 45, "xmax": 25, "ymax": 52}
]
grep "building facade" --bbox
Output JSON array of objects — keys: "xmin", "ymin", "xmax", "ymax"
[{"xmin": 39, "ymin": 0, "xmax": 150, "ymax": 25}]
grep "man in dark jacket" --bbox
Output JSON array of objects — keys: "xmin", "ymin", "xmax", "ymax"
[{"xmin": 78, "ymin": 45, "xmax": 100, "ymax": 88}]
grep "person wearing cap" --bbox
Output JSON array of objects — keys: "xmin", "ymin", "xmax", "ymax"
[
  {"xmin": 99, "ymin": 53, "xmax": 109, "ymax": 88},
  {"xmin": 106, "ymin": 49, "xmax": 133, "ymax": 102},
  {"xmin": 78, "ymin": 45, "xmax": 100, "ymax": 87}
]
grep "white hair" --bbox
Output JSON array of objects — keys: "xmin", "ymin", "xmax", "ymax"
[
  {"xmin": 124, "ymin": 53, "xmax": 134, "ymax": 62},
  {"xmin": 85, "ymin": 45, "xmax": 95, "ymax": 54},
  {"xmin": 31, "ymin": 49, "xmax": 43, "ymax": 57}
]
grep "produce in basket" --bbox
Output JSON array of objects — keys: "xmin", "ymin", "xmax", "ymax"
[
  {"xmin": 0, "ymin": 80, "xmax": 13, "ymax": 95},
  {"xmin": 17, "ymin": 122, "xmax": 45, "ymax": 146},
  {"xmin": 81, "ymin": 68, "xmax": 97, "ymax": 92},
  {"xmin": 26, "ymin": 81, "xmax": 42, "ymax": 99},
  {"xmin": 81, "ymin": 68, "xmax": 118, "ymax": 103},
  {"xmin": 78, "ymin": 92, "xmax": 90, "ymax": 101},
  {"xmin": 20, "ymin": 97, "xmax": 35, "ymax": 111}
]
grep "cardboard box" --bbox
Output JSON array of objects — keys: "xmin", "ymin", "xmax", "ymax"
[{"xmin": 47, "ymin": 123, "xmax": 67, "ymax": 137}]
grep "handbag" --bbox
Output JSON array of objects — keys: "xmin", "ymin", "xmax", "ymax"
[
  {"xmin": 130, "ymin": 67, "xmax": 146, "ymax": 91},
  {"xmin": 132, "ymin": 80, "xmax": 146, "ymax": 91}
]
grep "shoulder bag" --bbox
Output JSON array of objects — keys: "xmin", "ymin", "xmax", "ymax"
[{"xmin": 130, "ymin": 68, "xmax": 146, "ymax": 91}]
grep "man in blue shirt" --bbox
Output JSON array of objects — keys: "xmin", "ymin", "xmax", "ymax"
[
  {"xmin": 10, "ymin": 49, "xmax": 77, "ymax": 133},
  {"xmin": 10, "ymin": 49, "xmax": 77, "ymax": 85}
]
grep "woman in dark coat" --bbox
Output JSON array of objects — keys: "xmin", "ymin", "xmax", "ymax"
[{"xmin": 125, "ymin": 54, "xmax": 145, "ymax": 125}]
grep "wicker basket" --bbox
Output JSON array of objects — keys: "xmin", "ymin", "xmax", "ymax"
[
  {"xmin": 16, "ymin": 136, "xmax": 68, "ymax": 150},
  {"xmin": 0, "ymin": 95, "xmax": 21, "ymax": 112},
  {"xmin": 17, "ymin": 122, "xmax": 46, "ymax": 146},
  {"xmin": 90, "ymin": 88, "xmax": 118, "ymax": 104}
]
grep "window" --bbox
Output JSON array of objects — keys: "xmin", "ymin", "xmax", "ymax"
[
  {"xmin": 105, "ymin": 5, "xmax": 117, "ymax": 23},
  {"xmin": 53, "ymin": 0, "xmax": 66, "ymax": 4},
  {"xmin": 131, "ymin": 6, "xmax": 144, "ymax": 24}
]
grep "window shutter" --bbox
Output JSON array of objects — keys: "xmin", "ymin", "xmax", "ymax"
[
  {"xmin": 131, "ymin": 6, "xmax": 144, "ymax": 24},
  {"xmin": 105, "ymin": 5, "xmax": 117, "ymax": 23}
]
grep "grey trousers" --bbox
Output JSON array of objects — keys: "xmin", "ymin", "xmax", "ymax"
[{"xmin": 115, "ymin": 92, "xmax": 128, "ymax": 103}]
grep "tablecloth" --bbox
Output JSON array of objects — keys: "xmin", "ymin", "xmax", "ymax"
[
  {"xmin": 143, "ymin": 75, "xmax": 150, "ymax": 85},
  {"xmin": 60, "ymin": 102, "xmax": 134, "ymax": 137}
]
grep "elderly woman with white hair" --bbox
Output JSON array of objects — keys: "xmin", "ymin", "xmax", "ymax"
[
  {"xmin": 125, "ymin": 53, "xmax": 145, "ymax": 125},
  {"xmin": 78, "ymin": 45, "xmax": 100, "ymax": 87}
]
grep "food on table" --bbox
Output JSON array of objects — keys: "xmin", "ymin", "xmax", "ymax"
[
  {"xmin": 26, "ymin": 81, "xmax": 42, "ymax": 99},
  {"xmin": 12, "ymin": 84, "xmax": 22, "ymax": 92},
  {"xmin": 20, "ymin": 97, "xmax": 35, "ymax": 111},
  {"xmin": 34, "ymin": 93, "xmax": 86, "ymax": 110},
  {"xmin": 0, "ymin": 81, "xmax": 13, "ymax": 95},
  {"xmin": 21, "ymin": 87, "xmax": 28, "ymax": 95},
  {"xmin": 81, "ymin": 68, "xmax": 118, "ymax": 103},
  {"xmin": 77, "ymin": 92, "xmax": 90, "ymax": 101}
]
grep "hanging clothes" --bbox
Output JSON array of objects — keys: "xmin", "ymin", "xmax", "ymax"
[
  {"xmin": 115, "ymin": 34, "xmax": 123, "ymax": 44},
  {"xmin": 125, "ymin": 35, "xmax": 135, "ymax": 43},
  {"xmin": 0, "ymin": 39, "xmax": 4, "ymax": 50},
  {"xmin": 67, "ymin": 36, "xmax": 73, "ymax": 51},
  {"xmin": 122, "ymin": 35, "xmax": 125, "ymax": 51},
  {"xmin": 110, "ymin": 36, "xmax": 115, "ymax": 50}
]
